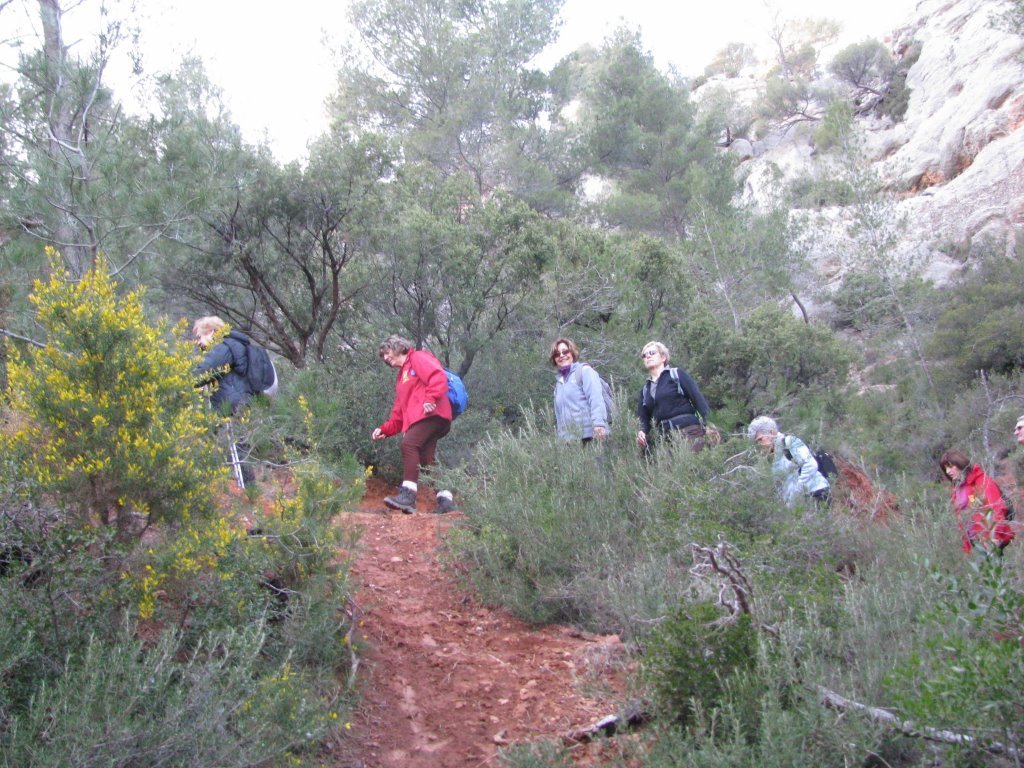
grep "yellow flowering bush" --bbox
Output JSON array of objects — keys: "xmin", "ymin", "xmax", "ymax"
[{"xmin": 2, "ymin": 252, "xmax": 223, "ymax": 539}]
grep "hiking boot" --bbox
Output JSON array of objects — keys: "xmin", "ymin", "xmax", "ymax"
[
  {"xmin": 384, "ymin": 486, "xmax": 417, "ymax": 514},
  {"xmin": 434, "ymin": 495, "xmax": 458, "ymax": 515}
]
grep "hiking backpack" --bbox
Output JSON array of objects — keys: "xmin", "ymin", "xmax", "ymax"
[
  {"xmin": 993, "ymin": 481, "xmax": 1016, "ymax": 521},
  {"xmin": 782, "ymin": 436, "xmax": 838, "ymax": 483},
  {"xmin": 238, "ymin": 337, "xmax": 278, "ymax": 397},
  {"xmin": 444, "ymin": 369, "xmax": 468, "ymax": 418},
  {"xmin": 573, "ymin": 364, "xmax": 616, "ymax": 423}
]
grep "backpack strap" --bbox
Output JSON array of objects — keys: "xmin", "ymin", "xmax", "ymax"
[
  {"xmin": 668, "ymin": 367, "xmax": 704, "ymax": 426},
  {"xmin": 642, "ymin": 378, "xmax": 655, "ymax": 409},
  {"xmin": 221, "ymin": 335, "xmax": 249, "ymax": 376},
  {"xmin": 668, "ymin": 367, "xmax": 683, "ymax": 396}
]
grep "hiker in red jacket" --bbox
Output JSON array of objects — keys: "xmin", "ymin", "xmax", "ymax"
[
  {"xmin": 371, "ymin": 335, "xmax": 456, "ymax": 514},
  {"xmin": 940, "ymin": 449, "xmax": 1014, "ymax": 555}
]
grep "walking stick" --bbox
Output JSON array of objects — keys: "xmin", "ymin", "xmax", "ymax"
[{"xmin": 226, "ymin": 420, "xmax": 246, "ymax": 490}]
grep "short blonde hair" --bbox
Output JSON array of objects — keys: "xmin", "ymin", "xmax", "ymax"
[
  {"xmin": 192, "ymin": 315, "xmax": 226, "ymax": 339},
  {"xmin": 641, "ymin": 341, "xmax": 670, "ymax": 363}
]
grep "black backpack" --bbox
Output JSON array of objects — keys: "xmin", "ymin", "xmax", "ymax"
[
  {"xmin": 993, "ymin": 481, "xmax": 1016, "ymax": 521},
  {"xmin": 229, "ymin": 333, "xmax": 278, "ymax": 396},
  {"xmin": 783, "ymin": 436, "xmax": 839, "ymax": 483}
]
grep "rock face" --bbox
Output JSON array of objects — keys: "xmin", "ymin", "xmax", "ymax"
[{"xmin": 701, "ymin": 0, "xmax": 1024, "ymax": 285}]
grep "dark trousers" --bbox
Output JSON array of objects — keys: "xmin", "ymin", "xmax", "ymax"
[
  {"xmin": 659, "ymin": 422, "xmax": 705, "ymax": 452},
  {"xmin": 401, "ymin": 415, "xmax": 451, "ymax": 483},
  {"xmin": 643, "ymin": 422, "xmax": 706, "ymax": 460}
]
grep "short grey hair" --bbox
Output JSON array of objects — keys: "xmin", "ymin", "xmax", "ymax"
[{"xmin": 747, "ymin": 416, "xmax": 778, "ymax": 440}]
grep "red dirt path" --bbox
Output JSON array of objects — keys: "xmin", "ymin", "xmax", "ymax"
[{"xmin": 333, "ymin": 479, "xmax": 630, "ymax": 767}]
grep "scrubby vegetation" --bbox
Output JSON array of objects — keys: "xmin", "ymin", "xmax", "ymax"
[
  {"xmin": 451, "ymin": 412, "xmax": 1023, "ymax": 767},
  {"xmin": 2, "ymin": 0, "xmax": 1022, "ymax": 765},
  {"xmin": 0, "ymin": 260, "xmax": 364, "ymax": 766}
]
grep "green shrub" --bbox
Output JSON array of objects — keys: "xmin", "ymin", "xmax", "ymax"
[
  {"xmin": 499, "ymin": 740, "xmax": 572, "ymax": 768},
  {"xmin": 878, "ymin": 42, "xmax": 921, "ymax": 122},
  {"xmin": 441, "ymin": 408, "xmax": 711, "ymax": 631},
  {"xmin": 885, "ymin": 557, "xmax": 1024, "ymax": 759},
  {"xmin": 786, "ymin": 172, "xmax": 855, "ymax": 209},
  {"xmin": 927, "ymin": 250, "xmax": 1024, "ymax": 383},
  {"xmin": 643, "ymin": 601, "xmax": 759, "ymax": 725},
  {"xmin": 830, "ymin": 271, "xmax": 900, "ymax": 331},
  {"xmin": 2, "ymin": 253, "xmax": 222, "ymax": 541},
  {"xmin": 442, "ymin": 411, "xmax": 859, "ymax": 641},
  {"xmin": 0, "ymin": 257, "xmax": 360, "ymax": 761},
  {"xmin": 1, "ymin": 626, "xmax": 346, "ymax": 768},
  {"xmin": 677, "ymin": 304, "xmax": 853, "ymax": 421}
]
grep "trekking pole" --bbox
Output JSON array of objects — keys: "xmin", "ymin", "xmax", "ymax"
[{"xmin": 225, "ymin": 420, "xmax": 246, "ymax": 490}]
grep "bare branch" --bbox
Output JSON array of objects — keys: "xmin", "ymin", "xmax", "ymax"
[
  {"xmin": 0, "ymin": 327, "xmax": 46, "ymax": 348},
  {"xmin": 819, "ymin": 686, "xmax": 1022, "ymax": 759}
]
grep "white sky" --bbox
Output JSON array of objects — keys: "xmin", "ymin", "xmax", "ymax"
[{"xmin": 1, "ymin": 0, "xmax": 921, "ymax": 163}]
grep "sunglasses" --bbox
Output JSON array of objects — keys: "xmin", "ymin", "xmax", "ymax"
[
  {"xmin": 554, "ymin": 348, "xmax": 572, "ymax": 358},
  {"xmin": 641, "ymin": 349, "xmax": 660, "ymax": 358}
]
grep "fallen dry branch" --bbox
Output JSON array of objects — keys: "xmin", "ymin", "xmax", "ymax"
[
  {"xmin": 565, "ymin": 701, "xmax": 652, "ymax": 743},
  {"xmin": 818, "ymin": 686, "xmax": 1021, "ymax": 760},
  {"xmin": 690, "ymin": 541, "xmax": 779, "ymax": 637}
]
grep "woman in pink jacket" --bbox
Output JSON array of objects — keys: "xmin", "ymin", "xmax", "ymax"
[
  {"xmin": 940, "ymin": 449, "xmax": 1014, "ymax": 555},
  {"xmin": 371, "ymin": 335, "xmax": 456, "ymax": 514}
]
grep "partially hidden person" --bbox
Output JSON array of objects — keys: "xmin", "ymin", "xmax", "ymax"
[
  {"xmin": 193, "ymin": 316, "xmax": 258, "ymax": 487},
  {"xmin": 939, "ymin": 449, "xmax": 1014, "ymax": 556},
  {"xmin": 550, "ymin": 337, "xmax": 609, "ymax": 444},
  {"xmin": 371, "ymin": 335, "xmax": 457, "ymax": 514},
  {"xmin": 747, "ymin": 416, "xmax": 831, "ymax": 507},
  {"xmin": 636, "ymin": 341, "xmax": 710, "ymax": 453}
]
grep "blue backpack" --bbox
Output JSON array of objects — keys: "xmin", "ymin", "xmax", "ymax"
[{"xmin": 445, "ymin": 369, "xmax": 468, "ymax": 418}]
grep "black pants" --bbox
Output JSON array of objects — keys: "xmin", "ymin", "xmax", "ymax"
[{"xmin": 660, "ymin": 422, "xmax": 706, "ymax": 453}]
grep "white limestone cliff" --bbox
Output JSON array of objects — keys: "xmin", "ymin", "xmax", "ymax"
[{"xmin": 698, "ymin": 0, "xmax": 1024, "ymax": 286}]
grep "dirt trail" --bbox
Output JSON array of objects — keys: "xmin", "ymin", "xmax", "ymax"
[{"xmin": 335, "ymin": 479, "xmax": 629, "ymax": 767}]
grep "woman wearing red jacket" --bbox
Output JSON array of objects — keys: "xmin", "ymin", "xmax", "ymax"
[
  {"xmin": 371, "ymin": 335, "xmax": 456, "ymax": 514},
  {"xmin": 940, "ymin": 449, "xmax": 1014, "ymax": 555}
]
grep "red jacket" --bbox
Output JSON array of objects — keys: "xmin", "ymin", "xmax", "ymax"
[
  {"xmin": 378, "ymin": 349, "xmax": 452, "ymax": 436},
  {"xmin": 950, "ymin": 464, "xmax": 1015, "ymax": 554}
]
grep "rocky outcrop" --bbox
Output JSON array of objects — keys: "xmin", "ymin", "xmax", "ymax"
[
  {"xmin": 699, "ymin": 0, "xmax": 1024, "ymax": 285},
  {"xmin": 885, "ymin": 0, "xmax": 1024, "ymax": 192}
]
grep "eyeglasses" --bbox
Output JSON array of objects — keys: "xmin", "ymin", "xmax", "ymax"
[
  {"xmin": 554, "ymin": 348, "xmax": 572, "ymax": 358},
  {"xmin": 641, "ymin": 349, "xmax": 660, "ymax": 358}
]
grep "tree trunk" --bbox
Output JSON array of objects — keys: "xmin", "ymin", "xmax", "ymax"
[{"xmin": 38, "ymin": 0, "xmax": 98, "ymax": 276}]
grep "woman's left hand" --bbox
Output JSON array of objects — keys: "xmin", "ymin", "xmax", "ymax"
[
  {"xmin": 594, "ymin": 425, "xmax": 607, "ymax": 441},
  {"xmin": 423, "ymin": 401, "xmax": 436, "ymax": 414}
]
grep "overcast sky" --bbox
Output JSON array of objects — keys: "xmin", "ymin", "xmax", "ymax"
[{"xmin": 2, "ymin": 0, "xmax": 921, "ymax": 163}]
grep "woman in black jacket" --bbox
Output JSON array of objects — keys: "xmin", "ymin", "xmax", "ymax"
[{"xmin": 636, "ymin": 341, "xmax": 710, "ymax": 453}]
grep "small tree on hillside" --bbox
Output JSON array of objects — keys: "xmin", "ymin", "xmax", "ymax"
[
  {"xmin": 704, "ymin": 42, "xmax": 757, "ymax": 78},
  {"xmin": 3, "ymin": 251, "xmax": 223, "ymax": 542},
  {"xmin": 757, "ymin": 15, "xmax": 841, "ymax": 127},
  {"xmin": 814, "ymin": 102, "xmax": 941, "ymax": 414},
  {"xmin": 828, "ymin": 40, "xmax": 896, "ymax": 111}
]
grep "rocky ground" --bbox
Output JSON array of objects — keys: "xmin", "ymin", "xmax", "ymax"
[{"xmin": 331, "ymin": 478, "xmax": 634, "ymax": 768}]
